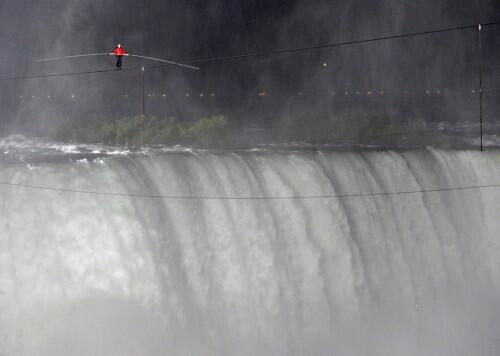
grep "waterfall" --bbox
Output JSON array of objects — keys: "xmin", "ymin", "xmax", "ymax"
[{"xmin": 1, "ymin": 146, "xmax": 499, "ymax": 355}]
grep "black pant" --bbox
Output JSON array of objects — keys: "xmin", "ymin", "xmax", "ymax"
[{"xmin": 116, "ymin": 56, "xmax": 122, "ymax": 69}]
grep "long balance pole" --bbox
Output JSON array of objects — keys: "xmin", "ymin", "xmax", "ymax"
[{"xmin": 37, "ymin": 53, "xmax": 199, "ymax": 70}]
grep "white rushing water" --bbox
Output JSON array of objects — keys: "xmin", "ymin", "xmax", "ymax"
[{"xmin": 0, "ymin": 141, "xmax": 499, "ymax": 355}]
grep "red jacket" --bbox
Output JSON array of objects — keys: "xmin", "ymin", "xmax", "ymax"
[{"xmin": 113, "ymin": 47, "xmax": 127, "ymax": 56}]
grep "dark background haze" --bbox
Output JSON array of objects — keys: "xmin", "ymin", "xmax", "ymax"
[{"xmin": 0, "ymin": 0, "xmax": 499, "ymax": 142}]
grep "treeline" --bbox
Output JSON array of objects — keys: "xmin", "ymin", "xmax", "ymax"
[
  {"xmin": 55, "ymin": 115, "xmax": 229, "ymax": 147},
  {"xmin": 50, "ymin": 110, "xmax": 463, "ymax": 148}
]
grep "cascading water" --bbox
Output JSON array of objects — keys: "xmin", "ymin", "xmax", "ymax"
[{"xmin": 0, "ymin": 139, "xmax": 499, "ymax": 355}]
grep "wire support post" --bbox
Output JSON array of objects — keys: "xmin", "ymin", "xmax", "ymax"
[
  {"xmin": 478, "ymin": 24, "xmax": 484, "ymax": 151},
  {"xmin": 141, "ymin": 66, "xmax": 146, "ymax": 116}
]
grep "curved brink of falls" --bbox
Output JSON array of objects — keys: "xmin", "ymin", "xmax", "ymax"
[{"xmin": 0, "ymin": 149, "xmax": 499, "ymax": 356}]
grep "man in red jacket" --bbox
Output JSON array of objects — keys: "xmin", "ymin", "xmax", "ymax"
[{"xmin": 111, "ymin": 44, "xmax": 128, "ymax": 70}]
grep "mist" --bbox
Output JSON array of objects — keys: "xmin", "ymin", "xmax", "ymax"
[
  {"xmin": 1, "ymin": 2, "xmax": 500, "ymax": 355},
  {"xmin": 1, "ymin": 148, "xmax": 500, "ymax": 355},
  {"xmin": 0, "ymin": 0, "xmax": 499, "ymax": 145}
]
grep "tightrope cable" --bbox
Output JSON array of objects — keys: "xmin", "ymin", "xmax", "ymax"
[
  {"xmin": 0, "ymin": 180, "xmax": 498, "ymax": 200},
  {"xmin": 1, "ymin": 20, "xmax": 499, "ymax": 81},
  {"xmin": 0, "ymin": 66, "xmax": 139, "ymax": 81},
  {"xmin": 184, "ymin": 21, "xmax": 500, "ymax": 65}
]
